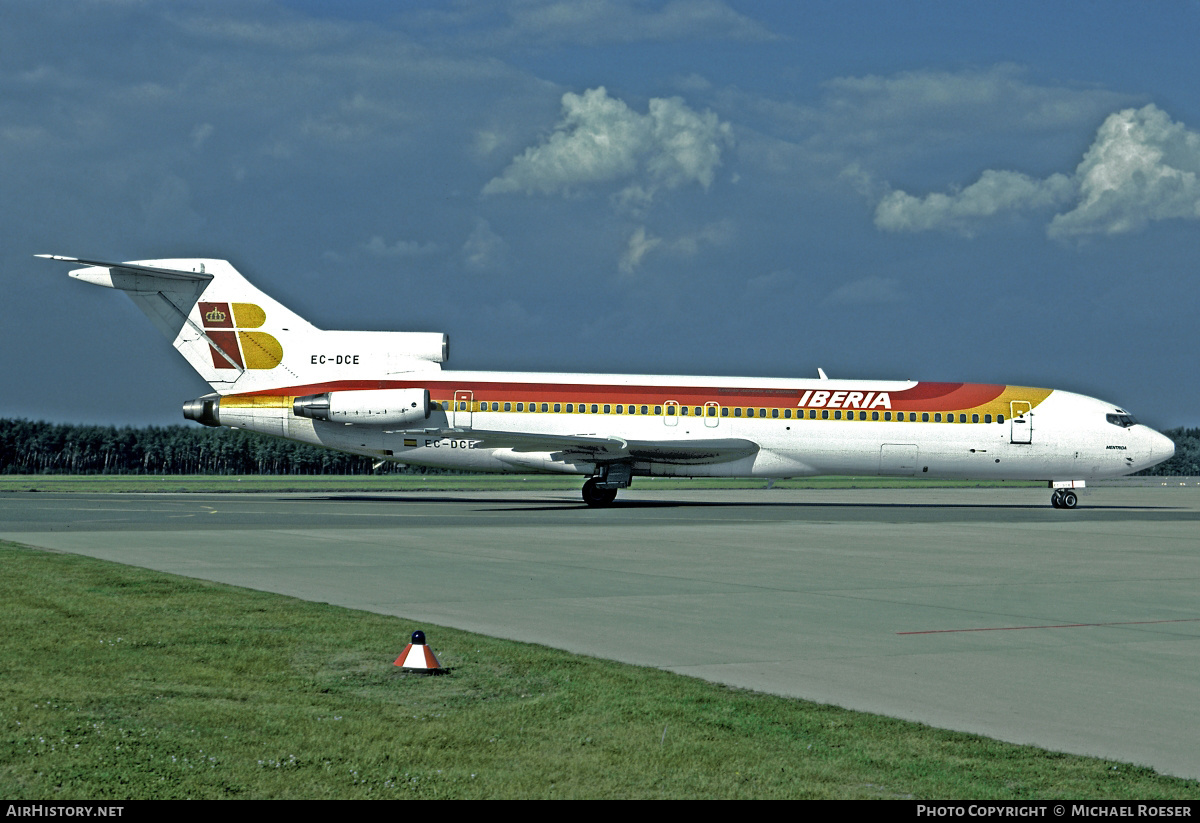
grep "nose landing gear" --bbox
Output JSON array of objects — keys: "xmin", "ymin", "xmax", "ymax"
[{"xmin": 1051, "ymin": 489, "xmax": 1078, "ymax": 509}]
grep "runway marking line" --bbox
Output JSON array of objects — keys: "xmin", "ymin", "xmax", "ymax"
[{"xmin": 897, "ymin": 618, "xmax": 1200, "ymax": 635}]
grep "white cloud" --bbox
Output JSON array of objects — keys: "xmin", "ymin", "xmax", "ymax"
[
  {"xmin": 875, "ymin": 170, "xmax": 1075, "ymax": 235},
  {"xmin": 413, "ymin": 0, "xmax": 778, "ymax": 48},
  {"xmin": 874, "ymin": 105, "xmax": 1200, "ymax": 239},
  {"xmin": 720, "ymin": 64, "xmax": 1134, "ymax": 191},
  {"xmin": 483, "ymin": 87, "xmax": 732, "ymax": 204},
  {"xmin": 1049, "ymin": 105, "xmax": 1200, "ymax": 238},
  {"xmin": 823, "ymin": 276, "xmax": 904, "ymax": 306},
  {"xmin": 363, "ymin": 236, "xmax": 439, "ymax": 258},
  {"xmin": 618, "ymin": 219, "xmax": 733, "ymax": 274},
  {"xmin": 823, "ymin": 65, "xmax": 1122, "ymax": 134},
  {"xmin": 462, "ymin": 218, "xmax": 507, "ymax": 271},
  {"xmin": 619, "ymin": 226, "xmax": 662, "ymax": 274},
  {"xmin": 190, "ymin": 122, "xmax": 214, "ymax": 149}
]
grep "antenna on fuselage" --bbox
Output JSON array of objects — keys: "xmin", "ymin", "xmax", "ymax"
[{"xmin": 817, "ymin": 368, "xmax": 829, "ymax": 380}]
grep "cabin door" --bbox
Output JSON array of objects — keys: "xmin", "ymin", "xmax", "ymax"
[
  {"xmin": 453, "ymin": 390, "xmax": 474, "ymax": 429},
  {"xmin": 879, "ymin": 444, "xmax": 919, "ymax": 476},
  {"xmin": 704, "ymin": 402, "xmax": 720, "ymax": 428},
  {"xmin": 663, "ymin": 400, "xmax": 679, "ymax": 426},
  {"xmin": 1010, "ymin": 401, "xmax": 1032, "ymax": 444}
]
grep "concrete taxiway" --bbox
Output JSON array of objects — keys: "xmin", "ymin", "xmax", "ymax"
[{"xmin": 2, "ymin": 485, "xmax": 1198, "ymax": 778}]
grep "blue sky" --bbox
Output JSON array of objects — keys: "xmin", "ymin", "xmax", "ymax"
[{"xmin": 5, "ymin": 0, "xmax": 1199, "ymax": 429}]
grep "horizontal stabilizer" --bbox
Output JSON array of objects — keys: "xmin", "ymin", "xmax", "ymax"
[{"xmin": 36, "ymin": 255, "xmax": 214, "ymax": 285}]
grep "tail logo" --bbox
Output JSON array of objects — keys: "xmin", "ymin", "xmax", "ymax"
[{"xmin": 198, "ymin": 302, "xmax": 283, "ymax": 370}]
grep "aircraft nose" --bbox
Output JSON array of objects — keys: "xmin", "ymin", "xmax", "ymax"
[{"xmin": 1148, "ymin": 430, "xmax": 1175, "ymax": 466}]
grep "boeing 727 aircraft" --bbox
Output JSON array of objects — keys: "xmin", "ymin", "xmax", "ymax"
[{"xmin": 40, "ymin": 254, "xmax": 1175, "ymax": 507}]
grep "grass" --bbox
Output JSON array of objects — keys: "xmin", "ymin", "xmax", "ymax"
[
  {"xmin": 1, "ymin": 541, "xmax": 1195, "ymax": 800},
  {"xmin": 0, "ymin": 474, "xmax": 1044, "ymax": 494}
]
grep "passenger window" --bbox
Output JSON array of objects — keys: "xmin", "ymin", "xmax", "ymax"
[
  {"xmin": 872, "ymin": 411, "xmax": 879, "ymax": 421},
  {"xmin": 734, "ymin": 408, "xmax": 742, "ymax": 417},
  {"xmin": 694, "ymin": 407, "xmax": 702, "ymax": 416},
  {"xmin": 680, "ymin": 406, "xmax": 688, "ymax": 416},
  {"xmin": 516, "ymin": 403, "xmax": 524, "ymax": 411},
  {"xmin": 592, "ymin": 404, "xmax": 599, "ymax": 414},
  {"xmin": 822, "ymin": 410, "xmax": 829, "ymax": 419},
  {"xmin": 503, "ymin": 402, "xmax": 511, "ymax": 412},
  {"xmin": 922, "ymin": 413, "xmax": 929, "ymax": 422},
  {"xmin": 708, "ymin": 406, "xmax": 717, "ymax": 417},
  {"xmin": 541, "ymin": 403, "xmax": 548, "ymax": 413},
  {"xmin": 934, "ymin": 413, "xmax": 941, "ymax": 422},
  {"xmin": 998, "ymin": 414, "xmax": 1005, "ymax": 423},
  {"xmin": 759, "ymin": 409, "xmax": 766, "ymax": 417},
  {"xmin": 616, "ymin": 405, "xmax": 623, "ymax": 414},
  {"xmin": 641, "ymin": 406, "xmax": 649, "ymax": 415},
  {"xmin": 603, "ymin": 405, "xmax": 611, "ymax": 414},
  {"xmin": 897, "ymin": 412, "xmax": 905, "ymax": 421},
  {"xmin": 809, "ymin": 410, "xmax": 817, "ymax": 419},
  {"xmin": 655, "ymin": 406, "xmax": 662, "ymax": 415},
  {"xmin": 884, "ymin": 412, "xmax": 891, "ymax": 421},
  {"xmin": 971, "ymin": 414, "xmax": 979, "ymax": 423},
  {"xmin": 772, "ymin": 409, "xmax": 779, "ymax": 419},
  {"xmin": 721, "ymin": 407, "xmax": 729, "ymax": 417},
  {"xmin": 784, "ymin": 409, "xmax": 791, "ymax": 419},
  {"xmin": 984, "ymin": 414, "xmax": 992, "ymax": 423},
  {"xmin": 834, "ymin": 410, "xmax": 842, "ymax": 420}
]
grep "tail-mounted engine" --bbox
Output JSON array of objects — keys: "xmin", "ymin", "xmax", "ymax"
[
  {"xmin": 293, "ymin": 388, "xmax": 431, "ymax": 426},
  {"xmin": 182, "ymin": 393, "xmax": 221, "ymax": 427}
]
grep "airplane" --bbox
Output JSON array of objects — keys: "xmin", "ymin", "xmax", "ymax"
[{"xmin": 39, "ymin": 254, "xmax": 1175, "ymax": 508}]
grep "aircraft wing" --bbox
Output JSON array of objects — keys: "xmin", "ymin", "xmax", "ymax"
[{"xmin": 442, "ymin": 429, "xmax": 759, "ymax": 465}]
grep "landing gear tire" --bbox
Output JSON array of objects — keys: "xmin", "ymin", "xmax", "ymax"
[
  {"xmin": 582, "ymin": 477, "xmax": 618, "ymax": 507},
  {"xmin": 1051, "ymin": 489, "xmax": 1078, "ymax": 509}
]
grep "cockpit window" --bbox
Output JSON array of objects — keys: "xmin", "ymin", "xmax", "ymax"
[{"xmin": 1106, "ymin": 413, "xmax": 1137, "ymax": 428}]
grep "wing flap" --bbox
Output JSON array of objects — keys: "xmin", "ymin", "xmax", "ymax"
[{"xmin": 435, "ymin": 428, "xmax": 758, "ymax": 465}]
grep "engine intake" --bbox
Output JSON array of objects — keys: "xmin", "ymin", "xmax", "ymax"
[{"xmin": 293, "ymin": 388, "xmax": 431, "ymax": 426}]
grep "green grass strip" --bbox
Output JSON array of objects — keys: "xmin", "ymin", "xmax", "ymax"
[{"xmin": 1, "ymin": 541, "xmax": 1195, "ymax": 800}]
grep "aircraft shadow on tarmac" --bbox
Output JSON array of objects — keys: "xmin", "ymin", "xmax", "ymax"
[{"xmin": 298, "ymin": 495, "xmax": 1192, "ymax": 517}]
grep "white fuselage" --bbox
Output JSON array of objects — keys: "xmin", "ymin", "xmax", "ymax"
[{"xmin": 215, "ymin": 370, "xmax": 1174, "ymax": 483}]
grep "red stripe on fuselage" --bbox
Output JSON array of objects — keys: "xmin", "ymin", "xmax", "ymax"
[{"xmin": 231, "ymin": 379, "xmax": 1010, "ymax": 412}]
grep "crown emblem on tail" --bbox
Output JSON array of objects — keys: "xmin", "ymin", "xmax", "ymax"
[{"xmin": 205, "ymin": 308, "xmax": 226, "ymax": 323}]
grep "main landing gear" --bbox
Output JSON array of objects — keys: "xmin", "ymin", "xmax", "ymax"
[
  {"xmin": 582, "ymin": 477, "xmax": 618, "ymax": 507},
  {"xmin": 1050, "ymin": 489, "xmax": 1078, "ymax": 509},
  {"xmin": 581, "ymin": 463, "xmax": 632, "ymax": 507}
]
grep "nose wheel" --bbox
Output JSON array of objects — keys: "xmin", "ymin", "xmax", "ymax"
[{"xmin": 1051, "ymin": 489, "xmax": 1078, "ymax": 509}]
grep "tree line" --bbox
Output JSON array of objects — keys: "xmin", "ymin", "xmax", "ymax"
[
  {"xmin": 1, "ymin": 418, "xmax": 1196, "ymax": 476},
  {"xmin": 0, "ymin": 419, "xmax": 440, "ymax": 475},
  {"xmin": 1139, "ymin": 427, "xmax": 1200, "ymax": 476}
]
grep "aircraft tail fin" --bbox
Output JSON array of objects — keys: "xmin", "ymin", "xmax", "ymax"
[{"xmin": 41, "ymin": 255, "xmax": 447, "ymax": 397}]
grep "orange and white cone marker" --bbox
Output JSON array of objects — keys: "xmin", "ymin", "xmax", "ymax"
[{"xmin": 394, "ymin": 630, "xmax": 442, "ymax": 672}]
